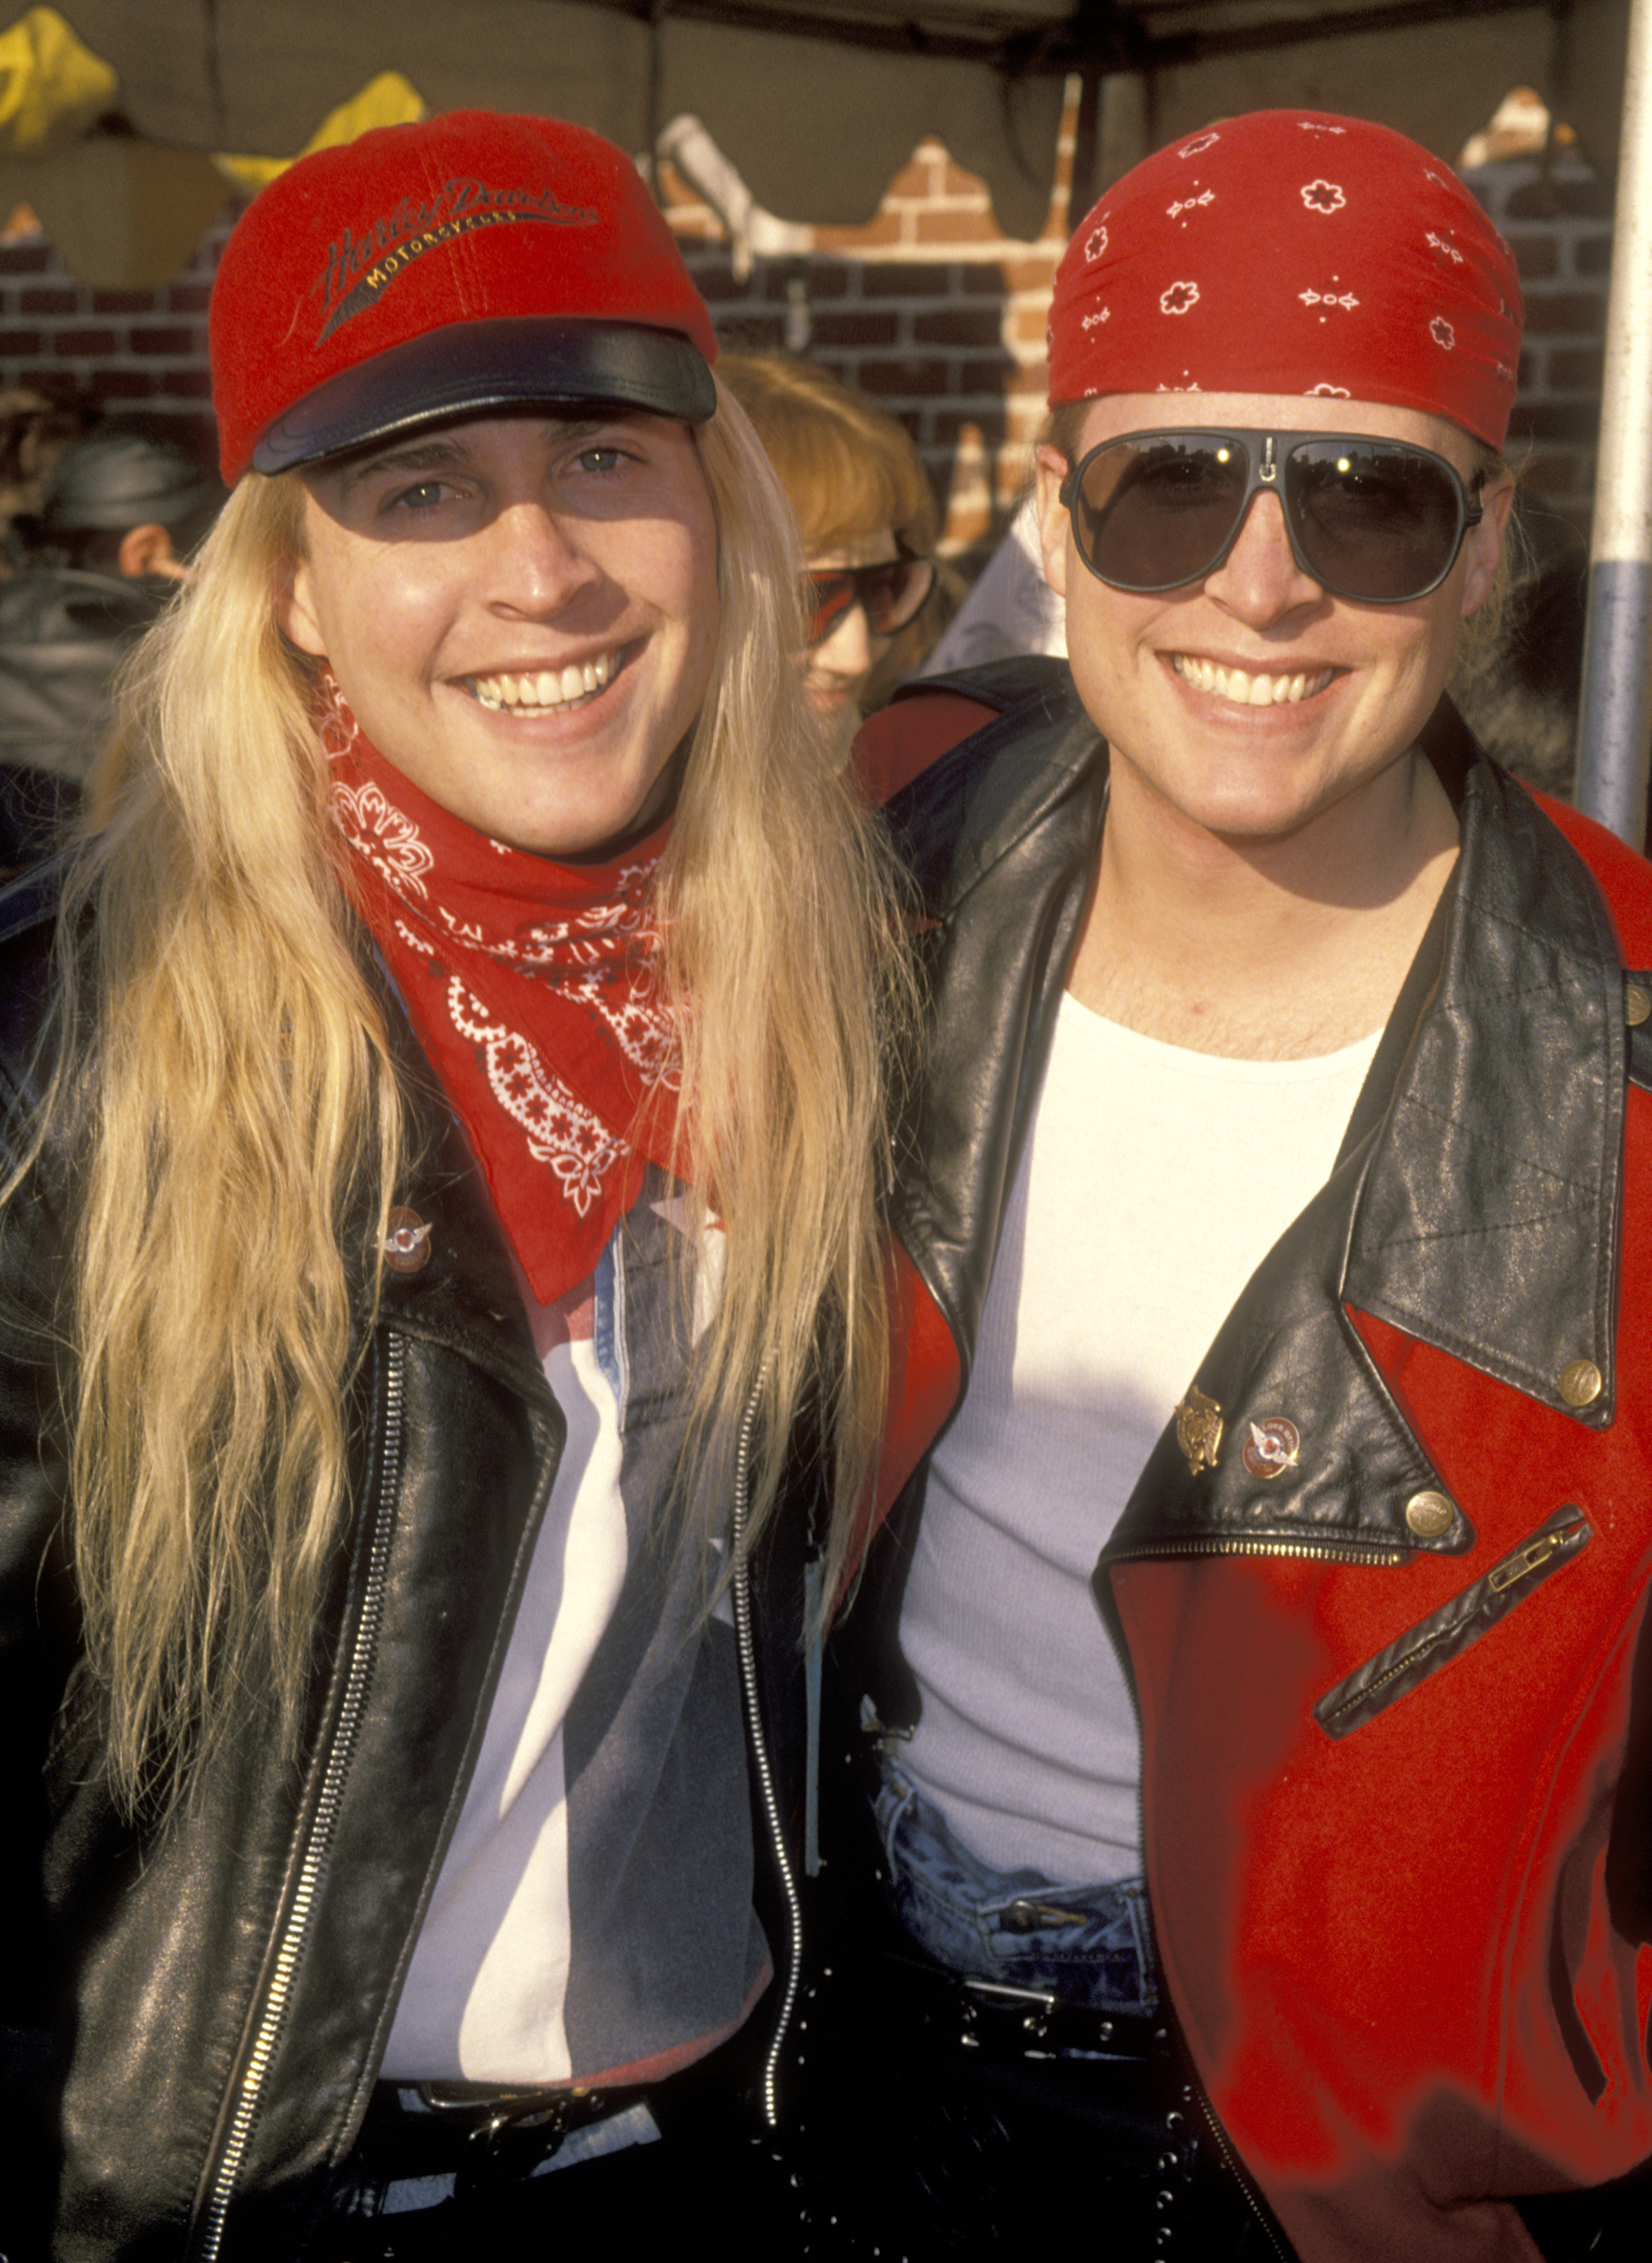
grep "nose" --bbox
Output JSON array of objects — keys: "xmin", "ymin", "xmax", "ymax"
[
  {"xmin": 1201, "ymin": 488, "xmax": 1325, "ymax": 625},
  {"xmin": 812, "ymin": 600, "xmax": 877, "ymax": 681},
  {"xmin": 484, "ymin": 498, "xmax": 603, "ymax": 616}
]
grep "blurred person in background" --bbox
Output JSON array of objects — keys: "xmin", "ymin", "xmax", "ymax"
[
  {"xmin": 720, "ymin": 354, "xmax": 941, "ymax": 755},
  {"xmin": 0, "ymin": 422, "xmax": 225, "ymax": 869}
]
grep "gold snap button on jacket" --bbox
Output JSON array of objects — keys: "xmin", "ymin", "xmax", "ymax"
[
  {"xmin": 382, "ymin": 1205, "xmax": 433, "ymax": 1275},
  {"xmin": 1626, "ymin": 982, "xmax": 1651, "ymax": 1028},
  {"xmin": 1559, "ymin": 1358, "xmax": 1604, "ymax": 1408},
  {"xmin": 1405, "ymin": 1490, "xmax": 1454, "ymax": 1540}
]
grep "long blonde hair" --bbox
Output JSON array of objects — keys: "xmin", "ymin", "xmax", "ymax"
[{"xmin": 42, "ymin": 379, "xmax": 904, "ymax": 1813}]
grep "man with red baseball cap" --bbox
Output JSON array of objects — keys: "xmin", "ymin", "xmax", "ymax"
[
  {"xmin": 0, "ymin": 111, "xmax": 901, "ymax": 2258},
  {"xmin": 821, "ymin": 109, "xmax": 1652, "ymax": 2260}
]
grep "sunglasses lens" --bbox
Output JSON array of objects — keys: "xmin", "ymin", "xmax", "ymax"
[
  {"xmin": 1284, "ymin": 443, "xmax": 1466, "ymax": 601},
  {"xmin": 1072, "ymin": 438, "xmax": 1251, "ymax": 591},
  {"xmin": 807, "ymin": 572, "xmax": 856, "ymax": 644},
  {"xmin": 806, "ymin": 557, "xmax": 935, "ymax": 643},
  {"xmin": 858, "ymin": 557, "xmax": 935, "ymax": 634}
]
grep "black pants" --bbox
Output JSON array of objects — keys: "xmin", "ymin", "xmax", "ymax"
[
  {"xmin": 780, "ymin": 1939, "xmax": 1285, "ymax": 2261},
  {"xmin": 320, "ymin": 2046, "xmax": 805, "ymax": 2261}
]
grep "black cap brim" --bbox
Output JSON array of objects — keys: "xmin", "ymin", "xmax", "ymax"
[{"xmin": 250, "ymin": 315, "xmax": 717, "ymax": 474}]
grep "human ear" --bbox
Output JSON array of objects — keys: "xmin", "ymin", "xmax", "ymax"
[
  {"xmin": 116, "ymin": 524, "xmax": 187, "ymax": 582},
  {"xmin": 278, "ymin": 555, "xmax": 328, "ymax": 659},
  {"xmin": 1034, "ymin": 444, "xmax": 1071, "ymax": 600},
  {"xmin": 1460, "ymin": 471, "xmax": 1517, "ymax": 619}
]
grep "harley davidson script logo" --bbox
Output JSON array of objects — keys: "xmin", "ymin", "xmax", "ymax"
[{"xmin": 312, "ymin": 176, "xmax": 599, "ymax": 342}]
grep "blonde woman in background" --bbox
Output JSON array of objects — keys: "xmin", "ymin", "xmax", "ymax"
[
  {"xmin": 0, "ymin": 114, "xmax": 903, "ymax": 2261},
  {"xmin": 720, "ymin": 354, "xmax": 941, "ymax": 755}
]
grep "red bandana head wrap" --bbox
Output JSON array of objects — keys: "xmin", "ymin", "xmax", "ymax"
[
  {"xmin": 1048, "ymin": 110, "xmax": 1522, "ymax": 449},
  {"xmin": 321, "ymin": 677, "xmax": 682, "ymax": 1303}
]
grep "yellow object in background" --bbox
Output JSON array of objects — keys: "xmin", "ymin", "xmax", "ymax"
[
  {"xmin": 214, "ymin": 72, "xmax": 427, "ymax": 195},
  {"xmin": 0, "ymin": 5, "xmax": 117, "ymax": 158}
]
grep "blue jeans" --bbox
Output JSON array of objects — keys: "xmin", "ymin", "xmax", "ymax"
[{"xmin": 874, "ymin": 1755, "xmax": 1158, "ymax": 2016}]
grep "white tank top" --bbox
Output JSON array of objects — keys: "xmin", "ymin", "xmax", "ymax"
[{"xmin": 898, "ymin": 993, "xmax": 1380, "ymax": 1883}]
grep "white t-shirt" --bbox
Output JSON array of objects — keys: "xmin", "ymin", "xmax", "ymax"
[{"xmin": 898, "ymin": 993, "xmax": 1380, "ymax": 1883}]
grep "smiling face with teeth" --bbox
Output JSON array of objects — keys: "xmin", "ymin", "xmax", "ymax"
[
  {"xmin": 280, "ymin": 410, "xmax": 720, "ymax": 859},
  {"xmin": 1036, "ymin": 391, "xmax": 1513, "ymax": 858}
]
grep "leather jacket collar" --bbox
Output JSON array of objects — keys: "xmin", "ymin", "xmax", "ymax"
[{"xmin": 886, "ymin": 665, "xmax": 1641, "ymax": 1573}]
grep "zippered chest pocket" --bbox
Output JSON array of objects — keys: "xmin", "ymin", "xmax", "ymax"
[{"xmin": 1313, "ymin": 1503, "xmax": 1592, "ymax": 1741}]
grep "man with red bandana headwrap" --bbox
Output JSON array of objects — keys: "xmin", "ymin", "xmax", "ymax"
[{"xmin": 812, "ymin": 109, "xmax": 1652, "ymax": 2262}]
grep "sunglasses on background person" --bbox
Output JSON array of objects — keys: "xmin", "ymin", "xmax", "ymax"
[
  {"xmin": 806, "ymin": 554, "xmax": 937, "ymax": 646},
  {"xmin": 1057, "ymin": 429, "xmax": 1486, "ymax": 606}
]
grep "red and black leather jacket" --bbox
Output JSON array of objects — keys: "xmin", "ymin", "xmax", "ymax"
[{"xmin": 855, "ymin": 659, "xmax": 1652, "ymax": 2263}]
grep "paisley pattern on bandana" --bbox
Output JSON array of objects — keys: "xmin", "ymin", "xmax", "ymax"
[
  {"xmin": 1047, "ymin": 108, "xmax": 1521, "ymax": 448},
  {"xmin": 321, "ymin": 673, "xmax": 681, "ymax": 1301}
]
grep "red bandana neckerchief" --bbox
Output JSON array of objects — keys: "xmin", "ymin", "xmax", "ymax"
[{"xmin": 321, "ymin": 676, "xmax": 682, "ymax": 1304}]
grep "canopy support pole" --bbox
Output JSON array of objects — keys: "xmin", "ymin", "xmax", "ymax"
[{"xmin": 1574, "ymin": 0, "xmax": 1652, "ymax": 846}]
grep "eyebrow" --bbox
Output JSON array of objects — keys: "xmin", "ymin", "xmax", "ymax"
[{"xmin": 333, "ymin": 416, "xmax": 620, "ymax": 496}]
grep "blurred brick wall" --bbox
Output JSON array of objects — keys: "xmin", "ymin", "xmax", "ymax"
[
  {"xmin": 0, "ymin": 207, "xmax": 232, "ymax": 474},
  {"xmin": 0, "ymin": 92, "xmax": 1613, "ymax": 570},
  {"xmin": 1462, "ymin": 150, "xmax": 1611, "ymax": 538}
]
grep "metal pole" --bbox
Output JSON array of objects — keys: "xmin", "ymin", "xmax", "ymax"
[{"xmin": 1574, "ymin": 0, "xmax": 1652, "ymax": 845}]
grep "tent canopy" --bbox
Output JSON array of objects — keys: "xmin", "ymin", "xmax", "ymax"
[{"xmin": 0, "ymin": 0, "xmax": 1633, "ymax": 287}]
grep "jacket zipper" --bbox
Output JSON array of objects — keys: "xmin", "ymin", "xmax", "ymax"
[
  {"xmin": 1315, "ymin": 1503, "xmax": 1592, "ymax": 1739},
  {"xmin": 729, "ymin": 1370, "xmax": 804, "ymax": 2129},
  {"xmin": 1111, "ymin": 1534, "xmax": 1408, "ymax": 1568},
  {"xmin": 192, "ymin": 1332, "xmax": 406, "ymax": 2263}
]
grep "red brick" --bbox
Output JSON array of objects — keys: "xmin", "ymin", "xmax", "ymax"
[
  {"xmin": 88, "ymin": 369, "xmax": 159, "ymax": 404},
  {"xmin": 1506, "ymin": 399, "xmax": 1601, "ymax": 444},
  {"xmin": 711, "ymin": 314, "xmax": 785, "ymax": 352},
  {"xmin": 0, "ymin": 245, "xmax": 48, "ymax": 274},
  {"xmin": 1504, "ymin": 233, "xmax": 1558, "ymax": 279},
  {"xmin": 813, "ymin": 211, "xmax": 904, "ymax": 251},
  {"xmin": 934, "ymin": 408, "xmax": 1007, "ymax": 445},
  {"xmin": 959, "ymin": 355, "xmax": 1015, "ymax": 392},
  {"xmin": 168, "ymin": 283, "xmax": 214, "ymax": 312},
  {"xmin": 806, "ymin": 310, "xmax": 900, "ymax": 349},
  {"xmin": 1549, "ymin": 345, "xmax": 1605, "ymax": 391},
  {"xmin": 686, "ymin": 262, "xmax": 751, "ymax": 303},
  {"xmin": 92, "ymin": 290, "xmax": 161, "ymax": 315},
  {"xmin": 855, "ymin": 355, "xmax": 950, "ymax": 398},
  {"xmin": 17, "ymin": 366, "xmax": 79, "ymax": 395},
  {"xmin": 131, "ymin": 326, "xmax": 197, "ymax": 355},
  {"xmin": 1506, "ymin": 175, "xmax": 1613, "ymax": 220},
  {"xmin": 52, "ymin": 327, "xmax": 118, "ymax": 356},
  {"xmin": 884, "ymin": 155, "xmax": 939, "ymax": 203},
  {"xmin": 914, "ymin": 306, "xmax": 1003, "ymax": 348},
  {"xmin": 861, "ymin": 262, "xmax": 957, "ymax": 299},
  {"xmin": 22, "ymin": 287, "xmax": 77, "ymax": 315},
  {"xmin": 0, "ymin": 329, "xmax": 40, "ymax": 355},
  {"xmin": 1575, "ymin": 234, "xmax": 1612, "ymax": 276},
  {"xmin": 1521, "ymin": 290, "xmax": 1607, "ymax": 335},
  {"xmin": 914, "ymin": 209, "xmax": 1007, "ymax": 247},
  {"xmin": 1520, "ymin": 449, "xmax": 1586, "ymax": 497},
  {"xmin": 798, "ymin": 261, "xmax": 854, "ymax": 303},
  {"xmin": 155, "ymin": 367, "xmax": 213, "ymax": 399},
  {"xmin": 1002, "ymin": 256, "xmax": 1059, "ymax": 293},
  {"xmin": 963, "ymin": 264, "xmax": 1010, "ymax": 296},
  {"xmin": 941, "ymin": 161, "xmax": 990, "ymax": 201}
]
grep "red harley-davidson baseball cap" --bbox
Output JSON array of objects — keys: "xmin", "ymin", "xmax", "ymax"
[{"xmin": 210, "ymin": 110, "xmax": 720, "ymax": 485}]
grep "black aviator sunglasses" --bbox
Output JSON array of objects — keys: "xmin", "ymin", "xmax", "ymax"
[{"xmin": 1057, "ymin": 428, "xmax": 1485, "ymax": 606}]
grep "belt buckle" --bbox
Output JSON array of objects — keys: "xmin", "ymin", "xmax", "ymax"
[
  {"xmin": 960, "ymin": 1975, "xmax": 1059, "ymax": 2050},
  {"xmin": 413, "ymin": 2083, "xmax": 600, "ymax": 2198}
]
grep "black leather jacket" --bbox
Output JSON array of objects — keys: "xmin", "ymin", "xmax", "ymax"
[
  {"xmin": 847, "ymin": 659, "xmax": 1652, "ymax": 2261},
  {"xmin": 0, "ymin": 867, "xmax": 810, "ymax": 2263}
]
